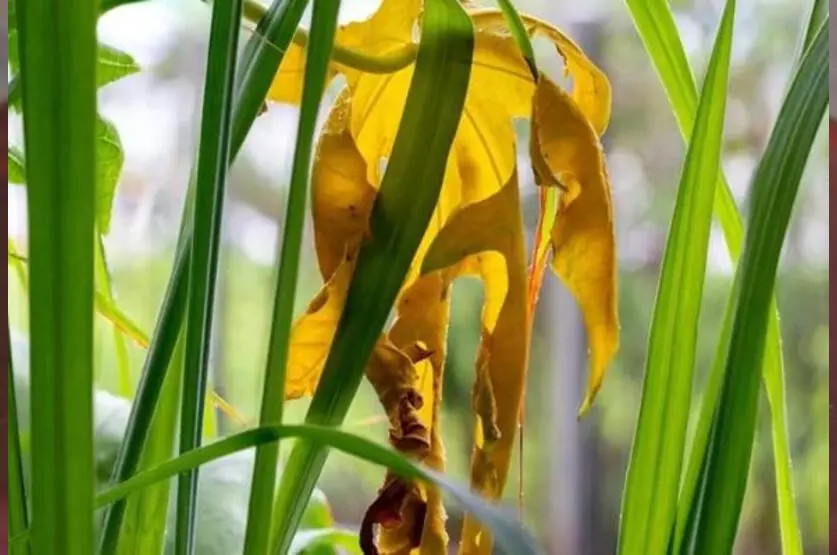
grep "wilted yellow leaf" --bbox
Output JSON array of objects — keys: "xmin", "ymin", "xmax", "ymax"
[
  {"xmin": 270, "ymin": 1, "xmax": 617, "ymax": 552},
  {"xmin": 531, "ymin": 77, "xmax": 618, "ymax": 413},
  {"xmin": 422, "ymin": 173, "xmax": 528, "ymax": 554}
]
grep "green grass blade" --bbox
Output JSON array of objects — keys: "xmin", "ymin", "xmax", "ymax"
[
  {"xmin": 17, "ymin": 0, "xmax": 98, "ymax": 551},
  {"xmin": 242, "ymin": 1, "xmax": 338, "ymax": 553},
  {"xmin": 116, "ymin": 336, "xmax": 183, "ymax": 555},
  {"xmin": 8, "ymin": 326, "xmax": 30, "ymax": 555},
  {"xmin": 623, "ymin": 1, "xmax": 805, "ymax": 552},
  {"xmin": 99, "ymin": 0, "xmax": 310, "ymax": 547},
  {"xmin": 494, "ymin": 0, "xmax": 537, "ymax": 77},
  {"xmin": 232, "ymin": 0, "xmax": 310, "ymax": 152},
  {"xmin": 685, "ymin": 23, "xmax": 828, "ymax": 554},
  {"xmin": 270, "ymin": 1, "xmax": 474, "ymax": 551},
  {"xmin": 617, "ymin": 3, "xmax": 735, "ymax": 554},
  {"xmin": 95, "ymin": 425, "xmax": 538, "ymax": 554},
  {"xmin": 672, "ymin": 6, "xmax": 827, "ymax": 554},
  {"xmin": 174, "ymin": 0, "xmax": 243, "ymax": 551},
  {"xmin": 801, "ymin": 0, "xmax": 827, "ymax": 53}
]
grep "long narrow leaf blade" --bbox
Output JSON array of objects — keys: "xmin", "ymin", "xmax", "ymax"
[
  {"xmin": 686, "ymin": 22, "xmax": 828, "ymax": 554},
  {"xmin": 270, "ymin": 0, "xmax": 474, "ymax": 551},
  {"xmin": 99, "ymin": 0, "xmax": 311, "ymax": 547},
  {"xmin": 95, "ymin": 425, "xmax": 539, "ymax": 555},
  {"xmin": 242, "ymin": 1, "xmax": 339, "ymax": 553},
  {"xmin": 618, "ymin": 3, "xmax": 735, "ymax": 554},
  {"xmin": 673, "ymin": 4, "xmax": 827, "ymax": 553},
  {"xmin": 175, "ymin": 0, "xmax": 243, "ymax": 552},
  {"xmin": 623, "ymin": 1, "xmax": 804, "ymax": 551},
  {"xmin": 17, "ymin": 0, "xmax": 97, "ymax": 550}
]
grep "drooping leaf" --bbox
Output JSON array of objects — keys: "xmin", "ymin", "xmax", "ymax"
[
  {"xmin": 270, "ymin": 0, "xmax": 475, "ymax": 551},
  {"xmin": 269, "ymin": 1, "xmax": 615, "ymax": 551},
  {"xmin": 530, "ymin": 77, "xmax": 618, "ymax": 413},
  {"xmin": 95, "ymin": 424, "xmax": 539, "ymax": 555}
]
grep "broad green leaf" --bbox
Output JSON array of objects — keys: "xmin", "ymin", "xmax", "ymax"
[
  {"xmin": 175, "ymin": 0, "xmax": 243, "ymax": 551},
  {"xmin": 623, "ymin": 0, "xmax": 804, "ymax": 552},
  {"xmin": 8, "ymin": 147, "xmax": 26, "ymax": 184},
  {"xmin": 289, "ymin": 529, "xmax": 362, "ymax": 555},
  {"xmin": 17, "ymin": 0, "xmax": 98, "ymax": 550},
  {"xmin": 270, "ymin": 0, "xmax": 474, "ymax": 552},
  {"xmin": 8, "ymin": 44, "xmax": 140, "ymax": 110},
  {"xmin": 684, "ymin": 21, "xmax": 827, "ymax": 554},
  {"xmin": 95, "ymin": 117, "xmax": 124, "ymax": 234},
  {"xmin": 95, "ymin": 425, "xmax": 539, "ymax": 555},
  {"xmin": 96, "ymin": 44, "xmax": 140, "ymax": 89},
  {"xmin": 618, "ymin": 3, "xmax": 735, "ymax": 554}
]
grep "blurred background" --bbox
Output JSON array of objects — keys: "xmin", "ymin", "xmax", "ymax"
[{"xmin": 7, "ymin": 0, "xmax": 829, "ymax": 553}]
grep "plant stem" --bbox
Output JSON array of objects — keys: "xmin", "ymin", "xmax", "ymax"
[
  {"xmin": 174, "ymin": 0, "xmax": 243, "ymax": 551},
  {"xmin": 17, "ymin": 0, "xmax": 98, "ymax": 550},
  {"xmin": 242, "ymin": 1, "xmax": 341, "ymax": 553}
]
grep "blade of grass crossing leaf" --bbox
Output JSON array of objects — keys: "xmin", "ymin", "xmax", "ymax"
[
  {"xmin": 494, "ymin": 0, "xmax": 537, "ymax": 78},
  {"xmin": 99, "ymin": 1, "xmax": 311, "ymax": 548},
  {"xmin": 232, "ymin": 0, "xmax": 310, "ymax": 151},
  {"xmin": 270, "ymin": 1, "xmax": 474, "ymax": 552},
  {"xmin": 686, "ymin": 24, "xmax": 828, "ymax": 554},
  {"xmin": 623, "ymin": 1, "xmax": 803, "ymax": 552},
  {"xmin": 242, "ymin": 2, "xmax": 338, "ymax": 554},
  {"xmin": 175, "ymin": 0, "xmax": 242, "ymax": 551},
  {"xmin": 8, "ymin": 326, "xmax": 29, "ymax": 555},
  {"xmin": 17, "ymin": 0, "xmax": 97, "ymax": 550},
  {"xmin": 95, "ymin": 425, "xmax": 539, "ymax": 555},
  {"xmin": 617, "ymin": 3, "xmax": 735, "ymax": 554}
]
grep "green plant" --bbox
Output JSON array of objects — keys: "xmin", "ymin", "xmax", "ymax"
[{"xmin": 7, "ymin": 0, "xmax": 827, "ymax": 554}]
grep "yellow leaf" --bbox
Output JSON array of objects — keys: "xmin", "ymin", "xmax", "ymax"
[
  {"xmin": 284, "ymin": 256, "xmax": 355, "ymax": 399},
  {"xmin": 311, "ymin": 90, "xmax": 377, "ymax": 278},
  {"xmin": 531, "ymin": 76, "xmax": 619, "ymax": 414},
  {"xmin": 470, "ymin": 9, "xmax": 612, "ymax": 134},
  {"xmin": 422, "ymin": 172, "xmax": 529, "ymax": 554}
]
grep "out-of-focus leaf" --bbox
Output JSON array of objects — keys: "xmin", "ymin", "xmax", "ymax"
[
  {"xmin": 9, "ymin": 147, "xmax": 26, "ymax": 184},
  {"xmin": 95, "ymin": 44, "xmax": 140, "ymax": 89},
  {"xmin": 95, "ymin": 116, "xmax": 124, "ymax": 234},
  {"xmin": 289, "ymin": 528, "xmax": 362, "ymax": 555}
]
